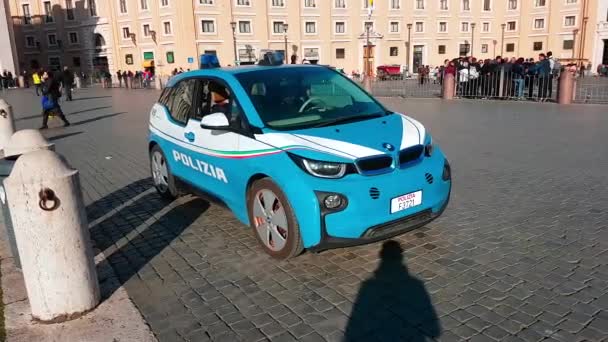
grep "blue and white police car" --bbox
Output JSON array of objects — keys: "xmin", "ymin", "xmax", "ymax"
[{"xmin": 148, "ymin": 54, "xmax": 451, "ymax": 259}]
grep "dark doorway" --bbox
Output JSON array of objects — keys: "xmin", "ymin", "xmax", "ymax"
[{"xmin": 602, "ymin": 39, "xmax": 608, "ymax": 65}]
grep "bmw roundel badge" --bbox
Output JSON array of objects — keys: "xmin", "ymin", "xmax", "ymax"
[{"xmin": 382, "ymin": 143, "xmax": 394, "ymax": 151}]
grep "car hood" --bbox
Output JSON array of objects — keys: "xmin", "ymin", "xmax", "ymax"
[{"xmin": 255, "ymin": 113, "xmax": 425, "ymax": 162}]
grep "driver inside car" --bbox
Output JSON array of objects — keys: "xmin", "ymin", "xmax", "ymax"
[{"xmin": 209, "ymin": 82, "xmax": 231, "ymax": 116}]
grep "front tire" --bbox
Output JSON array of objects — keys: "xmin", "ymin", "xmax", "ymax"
[
  {"xmin": 149, "ymin": 145, "xmax": 181, "ymax": 200},
  {"xmin": 247, "ymin": 178, "xmax": 304, "ymax": 260}
]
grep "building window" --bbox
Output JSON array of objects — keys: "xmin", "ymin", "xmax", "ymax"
[
  {"xmin": 459, "ymin": 43, "xmax": 470, "ymax": 56},
  {"xmin": 462, "ymin": 0, "xmax": 470, "ymax": 10},
  {"xmin": 390, "ymin": 47, "xmax": 398, "ymax": 56},
  {"xmin": 22, "ymin": 4, "xmax": 32, "ymax": 25},
  {"xmin": 416, "ymin": 0, "xmax": 424, "ymax": 9},
  {"xmin": 44, "ymin": 1, "xmax": 53, "ymax": 23},
  {"xmin": 143, "ymin": 51, "xmax": 154, "ymax": 60},
  {"xmin": 507, "ymin": 21, "xmax": 516, "ymax": 31},
  {"xmin": 120, "ymin": 0, "xmax": 128, "ymax": 13},
  {"xmin": 163, "ymin": 21, "xmax": 172, "ymax": 35},
  {"xmin": 335, "ymin": 0, "xmax": 346, "ymax": 8},
  {"xmin": 201, "ymin": 20, "xmax": 215, "ymax": 33},
  {"xmin": 25, "ymin": 36, "xmax": 35, "ymax": 47},
  {"xmin": 506, "ymin": 43, "xmax": 514, "ymax": 52},
  {"xmin": 69, "ymin": 32, "xmax": 78, "ymax": 44},
  {"xmin": 482, "ymin": 22, "xmax": 490, "ymax": 32},
  {"xmin": 73, "ymin": 57, "xmax": 81, "ymax": 67},
  {"xmin": 563, "ymin": 39, "xmax": 574, "ymax": 49},
  {"xmin": 49, "ymin": 57, "xmax": 61, "ymax": 71},
  {"xmin": 273, "ymin": 21, "xmax": 285, "ymax": 34},
  {"xmin": 534, "ymin": 18, "xmax": 545, "ymax": 29},
  {"xmin": 440, "ymin": 0, "xmax": 448, "ymax": 10},
  {"xmin": 535, "ymin": 0, "xmax": 546, "ymax": 7},
  {"xmin": 461, "ymin": 22, "xmax": 469, "ymax": 32},
  {"xmin": 564, "ymin": 16, "xmax": 576, "ymax": 27},
  {"xmin": 236, "ymin": 0, "xmax": 250, "ymax": 4},
  {"xmin": 239, "ymin": 20, "xmax": 252, "ymax": 33},
  {"xmin": 391, "ymin": 0, "xmax": 400, "ymax": 9},
  {"xmin": 415, "ymin": 22, "xmax": 423, "ymax": 32},
  {"xmin": 566, "ymin": 0, "xmax": 576, "ymax": 3},
  {"xmin": 438, "ymin": 45, "xmax": 446, "ymax": 54},
  {"xmin": 483, "ymin": 0, "xmax": 491, "ymax": 11},
  {"xmin": 126, "ymin": 54, "xmax": 134, "ymax": 64},
  {"xmin": 143, "ymin": 24, "xmax": 151, "ymax": 37},
  {"xmin": 200, "ymin": 0, "xmax": 214, "ymax": 4},
  {"xmin": 161, "ymin": 0, "xmax": 169, "ymax": 6},
  {"xmin": 364, "ymin": 21, "xmax": 373, "ymax": 32},
  {"xmin": 166, "ymin": 51, "xmax": 175, "ymax": 64},
  {"xmin": 533, "ymin": 42, "xmax": 542, "ymax": 51},
  {"xmin": 89, "ymin": 0, "xmax": 97, "ymax": 16},
  {"xmin": 439, "ymin": 22, "xmax": 447, "ymax": 32},
  {"xmin": 481, "ymin": 44, "xmax": 488, "ymax": 53},
  {"xmin": 66, "ymin": 0, "xmax": 75, "ymax": 20},
  {"xmin": 335, "ymin": 21, "xmax": 345, "ymax": 33},
  {"xmin": 140, "ymin": 0, "xmax": 148, "ymax": 10},
  {"xmin": 390, "ymin": 22, "xmax": 399, "ymax": 33},
  {"xmin": 304, "ymin": 0, "xmax": 316, "ymax": 7},
  {"xmin": 336, "ymin": 48, "xmax": 345, "ymax": 59},
  {"xmin": 508, "ymin": 0, "xmax": 517, "ymax": 10},
  {"xmin": 122, "ymin": 27, "xmax": 131, "ymax": 39},
  {"xmin": 48, "ymin": 34, "xmax": 57, "ymax": 46},
  {"xmin": 305, "ymin": 21, "xmax": 316, "ymax": 34},
  {"xmin": 272, "ymin": 0, "xmax": 285, "ymax": 7}
]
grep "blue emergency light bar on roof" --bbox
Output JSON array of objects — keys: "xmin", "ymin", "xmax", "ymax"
[
  {"xmin": 200, "ymin": 54, "xmax": 220, "ymax": 69},
  {"xmin": 258, "ymin": 51, "xmax": 284, "ymax": 66}
]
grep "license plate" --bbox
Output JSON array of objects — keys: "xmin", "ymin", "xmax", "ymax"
[{"xmin": 390, "ymin": 190, "xmax": 423, "ymax": 214}]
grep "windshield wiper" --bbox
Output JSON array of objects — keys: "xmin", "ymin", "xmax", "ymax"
[{"xmin": 312, "ymin": 113, "xmax": 385, "ymax": 128}]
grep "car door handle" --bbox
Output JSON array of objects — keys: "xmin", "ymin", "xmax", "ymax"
[{"xmin": 184, "ymin": 132, "xmax": 195, "ymax": 142}]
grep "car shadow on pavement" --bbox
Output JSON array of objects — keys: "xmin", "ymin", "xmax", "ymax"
[
  {"xmin": 85, "ymin": 179, "xmax": 208, "ymax": 300},
  {"xmin": 71, "ymin": 112, "xmax": 125, "ymax": 126},
  {"xmin": 343, "ymin": 240, "xmax": 441, "ymax": 342}
]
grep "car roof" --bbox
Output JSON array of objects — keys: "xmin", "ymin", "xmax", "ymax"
[{"xmin": 165, "ymin": 64, "xmax": 329, "ymax": 88}]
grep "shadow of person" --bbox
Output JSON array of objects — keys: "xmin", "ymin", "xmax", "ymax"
[{"xmin": 343, "ymin": 240, "xmax": 441, "ymax": 342}]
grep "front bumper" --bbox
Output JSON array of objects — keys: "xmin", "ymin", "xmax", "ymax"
[
  {"xmin": 307, "ymin": 154, "xmax": 451, "ymax": 252},
  {"xmin": 309, "ymin": 185, "xmax": 450, "ymax": 252}
]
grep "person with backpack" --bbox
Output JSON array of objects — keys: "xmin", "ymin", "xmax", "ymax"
[{"xmin": 40, "ymin": 72, "xmax": 70, "ymax": 129}]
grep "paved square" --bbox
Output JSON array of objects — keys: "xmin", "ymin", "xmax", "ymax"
[{"xmin": 4, "ymin": 87, "xmax": 608, "ymax": 342}]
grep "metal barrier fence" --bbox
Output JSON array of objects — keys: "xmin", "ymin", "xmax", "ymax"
[
  {"xmin": 574, "ymin": 77, "xmax": 608, "ymax": 104},
  {"xmin": 358, "ymin": 78, "xmax": 443, "ymax": 98},
  {"xmin": 455, "ymin": 72, "xmax": 558, "ymax": 102}
]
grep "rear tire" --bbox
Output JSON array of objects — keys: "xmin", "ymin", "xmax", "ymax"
[
  {"xmin": 149, "ymin": 145, "xmax": 181, "ymax": 200},
  {"xmin": 247, "ymin": 178, "xmax": 304, "ymax": 259}
]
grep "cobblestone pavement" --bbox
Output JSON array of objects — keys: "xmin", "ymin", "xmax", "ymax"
[{"xmin": 4, "ymin": 87, "xmax": 608, "ymax": 342}]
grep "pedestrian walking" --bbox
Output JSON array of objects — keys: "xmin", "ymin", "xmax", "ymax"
[
  {"xmin": 40, "ymin": 72, "xmax": 70, "ymax": 129},
  {"xmin": 122, "ymin": 70, "xmax": 129, "ymax": 88},
  {"xmin": 117, "ymin": 70, "xmax": 123, "ymax": 87},
  {"xmin": 61, "ymin": 66, "xmax": 75, "ymax": 101},
  {"xmin": 32, "ymin": 69, "xmax": 43, "ymax": 96},
  {"xmin": 127, "ymin": 70, "xmax": 134, "ymax": 88}
]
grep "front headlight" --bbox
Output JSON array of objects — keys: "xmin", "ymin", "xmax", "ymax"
[
  {"xmin": 302, "ymin": 159, "xmax": 347, "ymax": 178},
  {"xmin": 424, "ymin": 133, "xmax": 433, "ymax": 157},
  {"xmin": 288, "ymin": 154, "xmax": 348, "ymax": 178}
]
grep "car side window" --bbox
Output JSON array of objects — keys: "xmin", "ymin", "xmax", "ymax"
[
  {"xmin": 166, "ymin": 79, "xmax": 196, "ymax": 125},
  {"xmin": 194, "ymin": 79, "xmax": 250, "ymax": 134}
]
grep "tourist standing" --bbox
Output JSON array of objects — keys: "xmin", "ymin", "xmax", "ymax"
[
  {"xmin": 61, "ymin": 66, "xmax": 75, "ymax": 101},
  {"xmin": 40, "ymin": 72, "xmax": 70, "ymax": 129}
]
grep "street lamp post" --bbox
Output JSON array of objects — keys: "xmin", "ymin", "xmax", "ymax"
[
  {"xmin": 572, "ymin": 29, "xmax": 579, "ymax": 60},
  {"xmin": 406, "ymin": 23, "xmax": 412, "ymax": 74},
  {"xmin": 366, "ymin": 23, "xmax": 371, "ymax": 76},
  {"xmin": 283, "ymin": 23, "xmax": 289, "ymax": 64},
  {"xmin": 230, "ymin": 21, "xmax": 238, "ymax": 65},
  {"xmin": 500, "ymin": 24, "xmax": 506, "ymax": 56},
  {"xmin": 470, "ymin": 23, "xmax": 475, "ymax": 57}
]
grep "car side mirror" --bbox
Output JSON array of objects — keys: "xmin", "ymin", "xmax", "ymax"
[{"xmin": 200, "ymin": 112, "xmax": 230, "ymax": 130}]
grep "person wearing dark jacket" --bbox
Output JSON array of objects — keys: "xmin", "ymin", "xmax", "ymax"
[
  {"xmin": 40, "ymin": 72, "xmax": 70, "ymax": 129},
  {"xmin": 61, "ymin": 66, "xmax": 75, "ymax": 101},
  {"xmin": 528, "ymin": 53, "xmax": 551, "ymax": 101}
]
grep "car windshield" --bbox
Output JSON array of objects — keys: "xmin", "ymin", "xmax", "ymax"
[{"xmin": 235, "ymin": 67, "xmax": 387, "ymax": 130}]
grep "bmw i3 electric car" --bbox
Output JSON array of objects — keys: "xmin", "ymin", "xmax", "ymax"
[{"xmin": 148, "ymin": 63, "xmax": 451, "ymax": 259}]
